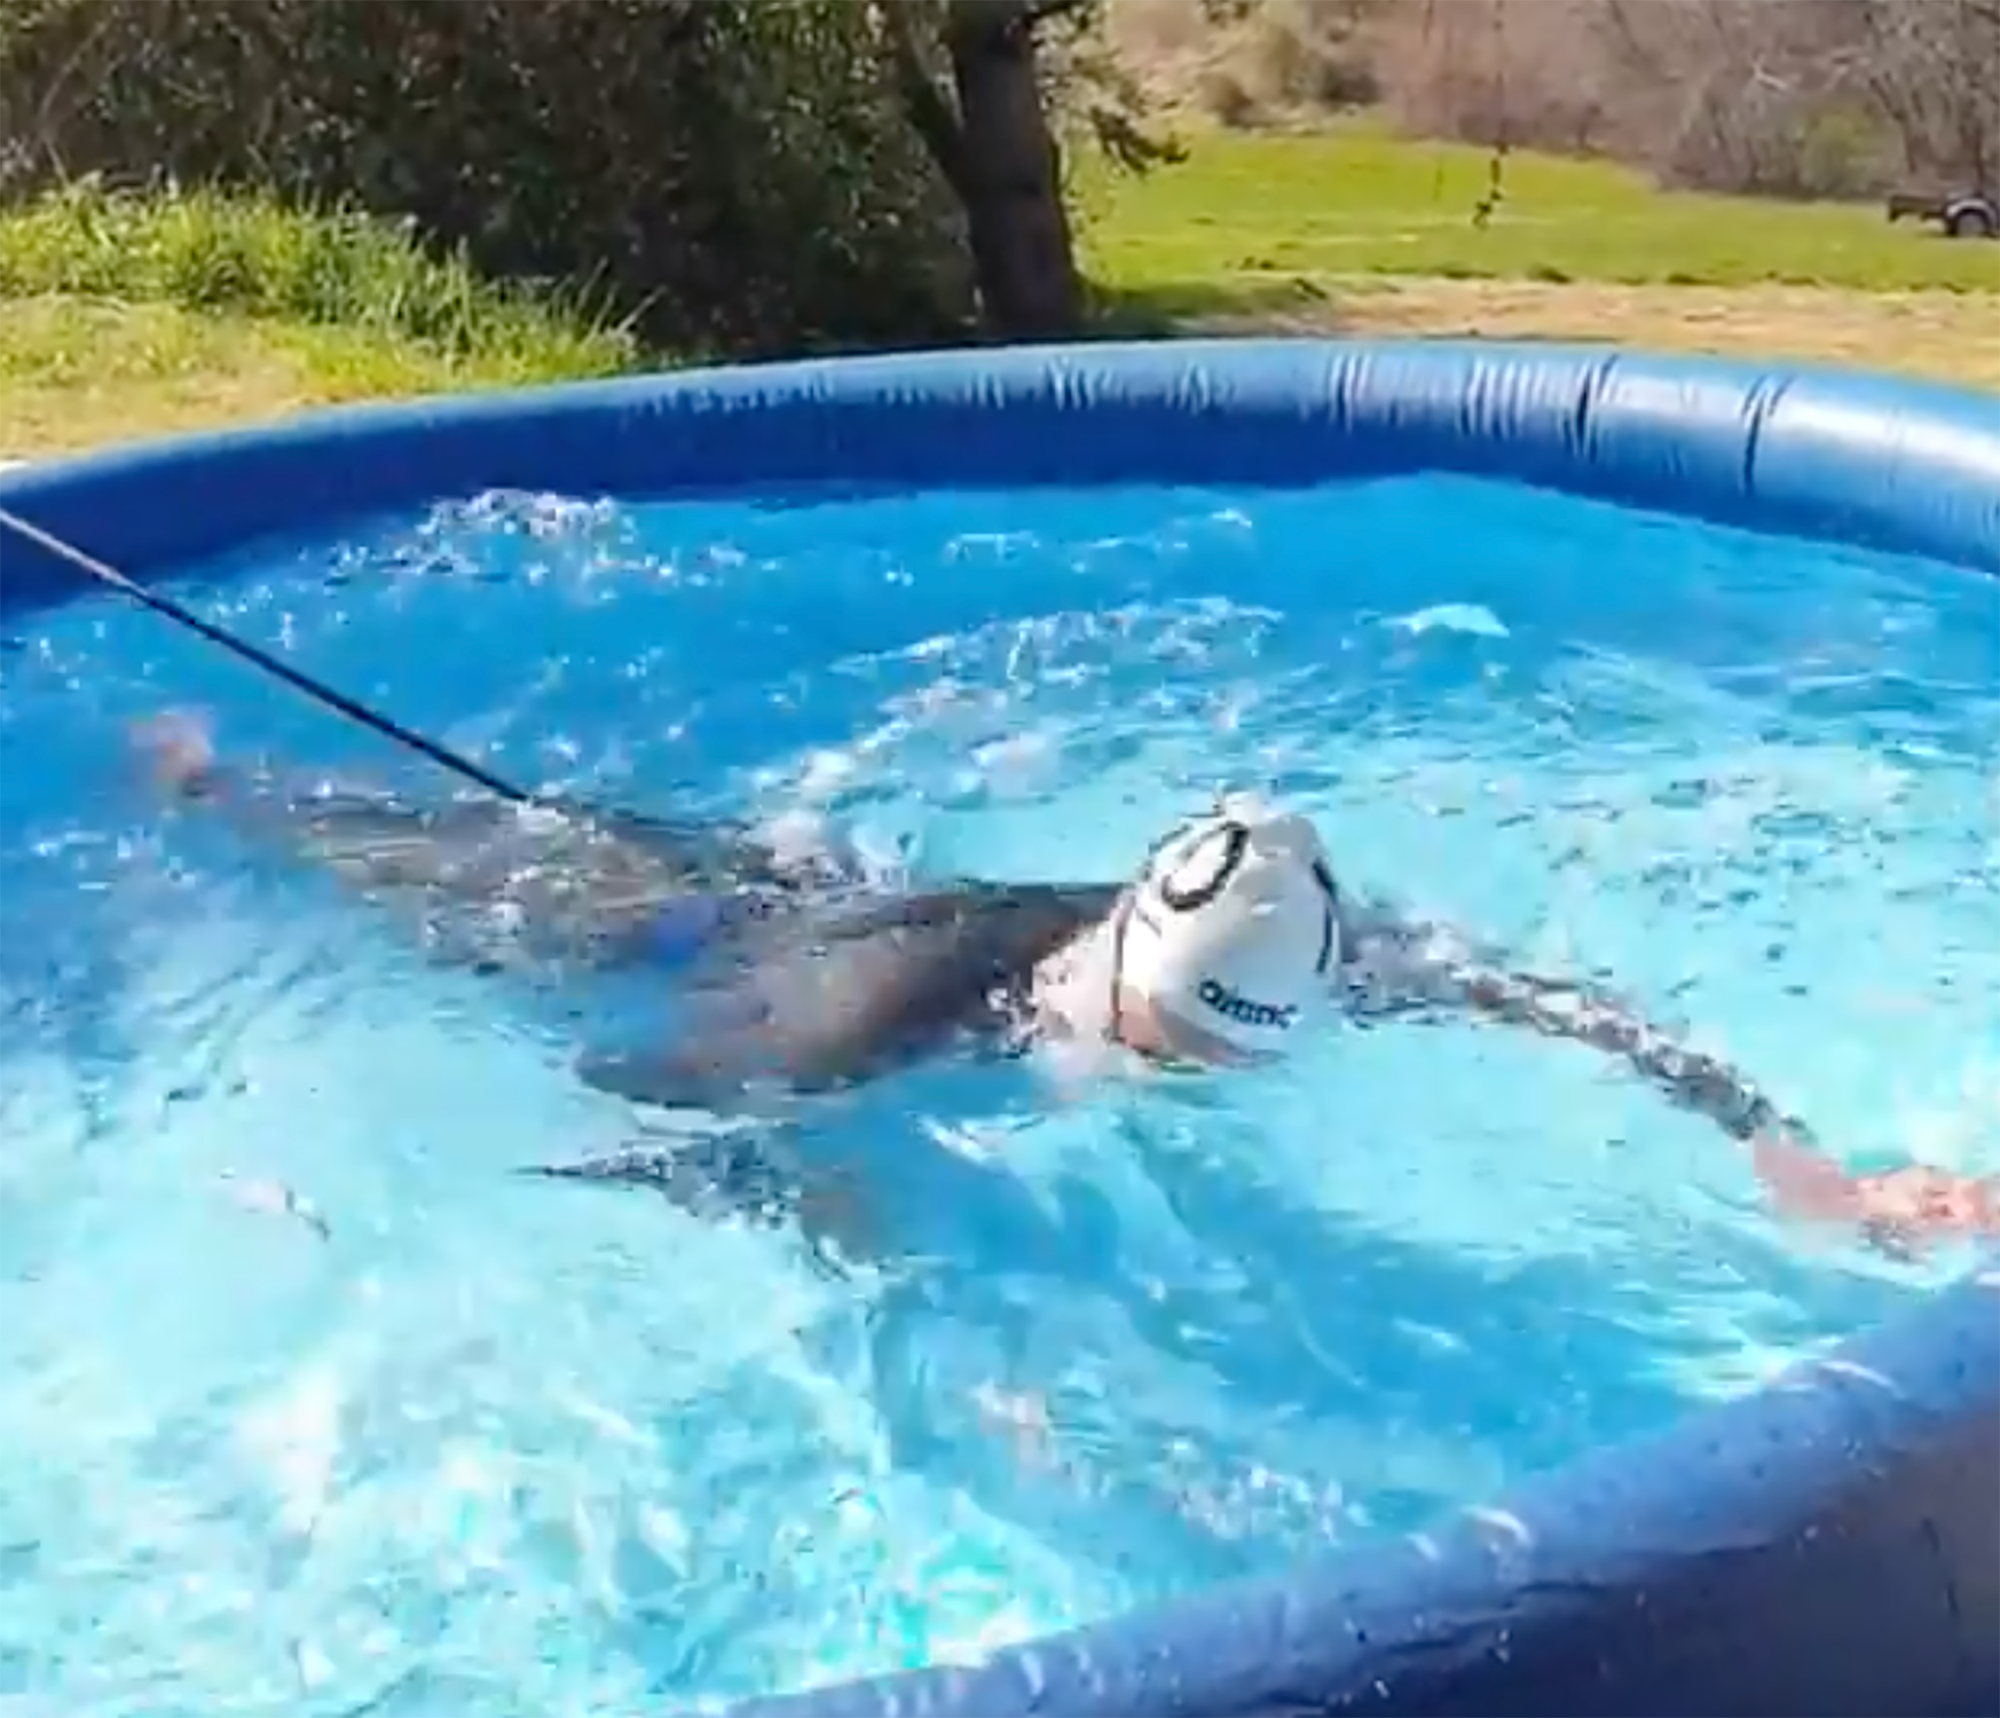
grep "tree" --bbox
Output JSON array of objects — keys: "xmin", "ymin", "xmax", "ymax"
[
  {"xmin": 2, "ymin": 0, "xmax": 1188, "ymax": 350},
  {"xmin": 1853, "ymin": 0, "xmax": 2000, "ymax": 188},
  {"xmin": 879, "ymin": 0, "xmax": 1181, "ymax": 341},
  {"xmin": 880, "ymin": 0, "xmax": 1083, "ymax": 340},
  {"xmin": 0, "ymin": 0, "xmax": 974, "ymax": 352},
  {"xmin": 1599, "ymin": 0, "xmax": 2000, "ymax": 197}
]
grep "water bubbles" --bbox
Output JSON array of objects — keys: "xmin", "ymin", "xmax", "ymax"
[
  {"xmin": 795, "ymin": 748, "xmax": 857, "ymax": 803},
  {"xmin": 1388, "ymin": 602, "xmax": 1511, "ymax": 640}
]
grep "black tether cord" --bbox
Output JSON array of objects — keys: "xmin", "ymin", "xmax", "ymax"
[{"xmin": 0, "ymin": 505, "xmax": 536, "ymax": 806}]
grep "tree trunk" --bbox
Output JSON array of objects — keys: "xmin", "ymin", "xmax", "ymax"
[
  {"xmin": 878, "ymin": 0, "xmax": 1089, "ymax": 340},
  {"xmin": 940, "ymin": 0, "xmax": 1083, "ymax": 340}
]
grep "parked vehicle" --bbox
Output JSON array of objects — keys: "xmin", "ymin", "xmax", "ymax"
[{"xmin": 1886, "ymin": 187, "xmax": 1998, "ymax": 239}]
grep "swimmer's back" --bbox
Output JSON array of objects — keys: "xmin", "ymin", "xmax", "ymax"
[{"xmin": 582, "ymin": 878, "xmax": 1120, "ymax": 1108}]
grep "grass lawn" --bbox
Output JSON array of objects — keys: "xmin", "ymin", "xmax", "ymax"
[
  {"xmin": 0, "ymin": 184, "xmax": 637, "ymax": 459},
  {"xmin": 1078, "ymin": 121, "xmax": 2000, "ymax": 295},
  {"xmin": 3, "ymin": 131, "xmax": 1996, "ymax": 462},
  {"xmin": 1, "ymin": 296, "xmax": 624, "ymax": 457},
  {"xmin": 1078, "ymin": 122, "xmax": 2000, "ymax": 388}
]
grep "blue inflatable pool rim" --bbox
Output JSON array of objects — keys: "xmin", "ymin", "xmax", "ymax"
[{"xmin": 1, "ymin": 338, "xmax": 1995, "ymax": 1718}]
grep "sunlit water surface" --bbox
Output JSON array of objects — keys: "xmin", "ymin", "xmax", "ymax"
[{"xmin": 1, "ymin": 475, "xmax": 1995, "ymax": 1713}]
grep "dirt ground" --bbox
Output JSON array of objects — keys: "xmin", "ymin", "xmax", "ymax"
[{"xmin": 1212, "ymin": 280, "xmax": 2000, "ymax": 392}]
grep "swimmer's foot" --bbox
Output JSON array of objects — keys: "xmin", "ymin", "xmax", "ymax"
[
  {"xmin": 522, "ymin": 1132, "xmax": 871, "ymax": 1276},
  {"xmin": 131, "ymin": 710, "xmax": 221, "ymax": 797},
  {"xmin": 521, "ymin": 1134, "xmax": 805, "ymax": 1227}
]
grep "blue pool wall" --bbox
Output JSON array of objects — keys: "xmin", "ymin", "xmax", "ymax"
[
  {"xmin": 2, "ymin": 338, "xmax": 1998, "ymax": 603},
  {"xmin": 1, "ymin": 339, "xmax": 1996, "ymax": 1718}
]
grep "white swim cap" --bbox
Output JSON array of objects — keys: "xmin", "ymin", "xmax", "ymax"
[{"xmin": 1115, "ymin": 796, "xmax": 1342, "ymax": 1056}]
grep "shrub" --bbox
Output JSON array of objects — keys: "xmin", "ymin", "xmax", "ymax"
[
  {"xmin": 1195, "ymin": 66, "xmax": 1266, "ymax": 128},
  {"xmin": 1663, "ymin": 92, "xmax": 1902, "ymax": 202},
  {"xmin": 0, "ymin": 0, "xmax": 975, "ymax": 356}
]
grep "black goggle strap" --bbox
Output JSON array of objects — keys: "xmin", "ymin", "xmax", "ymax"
[
  {"xmin": 1156, "ymin": 819, "xmax": 1251, "ymax": 912},
  {"xmin": 1312, "ymin": 857, "xmax": 1352, "ymax": 974},
  {"xmin": 1112, "ymin": 815, "xmax": 1237, "ymax": 1046},
  {"xmin": 1109, "ymin": 814, "xmax": 1198, "ymax": 1041},
  {"xmin": 1108, "ymin": 885, "xmax": 1130, "ymax": 1046}
]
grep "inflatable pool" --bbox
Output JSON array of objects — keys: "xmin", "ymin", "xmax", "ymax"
[{"xmin": 1, "ymin": 339, "xmax": 1995, "ymax": 1718}]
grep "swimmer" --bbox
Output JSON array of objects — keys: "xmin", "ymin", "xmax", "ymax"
[{"xmin": 135, "ymin": 713, "xmax": 1993, "ymax": 1251}]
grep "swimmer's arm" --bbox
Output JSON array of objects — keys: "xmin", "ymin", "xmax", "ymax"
[
  {"xmin": 1449, "ymin": 964, "xmax": 1790, "ymax": 1141},
  {"xmin": 1339, "ymin": 912, "xmax": 1771, "ymax": 1138},
  {"xmin": 1452, "ymin": 966, "xmax": 2000, "ymax": 1251},
  {"xmin": 1345, "ymin": 909, "xmax": 1998, "ymax": 1249}
]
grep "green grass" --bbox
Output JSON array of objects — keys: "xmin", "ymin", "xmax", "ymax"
[
  {"xmin": 0, "ymin": 181, "xmax": 645, "ymax": 453},
  {"xmin": 1076, "ymin": 121, "xmax": 2000, "ymax": 315},
  {"xmin": 5, "ymin": 137, "xmax": 1996, "ymax": 458},
  {"xmin": 0, "ymin": 180, "xmax": 643, "ymax": 371}
]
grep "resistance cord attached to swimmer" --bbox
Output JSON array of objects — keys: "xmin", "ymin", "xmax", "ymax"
[
  {"xmin": 0, "ymin": 503, "xmax": 761, "ymax": 973},
  {"xmin": 0, "ymin": 504, "xmax": 536, "ymax": 807}
]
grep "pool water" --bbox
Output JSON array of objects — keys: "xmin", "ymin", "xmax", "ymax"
[{"xmin": 1, "ymin": 475, "xmax": 1995, "ymax": 1713}]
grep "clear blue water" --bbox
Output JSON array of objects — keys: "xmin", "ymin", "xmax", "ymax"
[{"xmin": 1, "ymin": 474, "xmax": 1995, "ymax": 1713}]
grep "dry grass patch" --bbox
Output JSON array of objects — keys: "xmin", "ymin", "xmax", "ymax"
[{"xmin": 1204, "ymin": 281, "xmax": 2000, "ymax": 392}]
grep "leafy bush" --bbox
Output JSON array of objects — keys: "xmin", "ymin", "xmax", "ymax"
[
  {"xmin": 1652, "ymin": 84, "xmax": 1906, "ymax": 203},
  {"xmin": 0, "ymin": 0, "xmax": 974, "ymax": 355}
]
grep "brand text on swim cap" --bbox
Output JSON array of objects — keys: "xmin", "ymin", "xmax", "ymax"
[{"xmin": 1197, "ymin": 978, "xmax": 1298, "ymax": 1029}]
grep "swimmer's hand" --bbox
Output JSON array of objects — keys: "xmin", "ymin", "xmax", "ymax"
[
  {"xmin": 1752, "ymin": 1129, "xmax": 1998, "ymax": 1259},
  {"xmin": 132, "ymin": 710, "xmax": 223, "ymax": 798}
]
